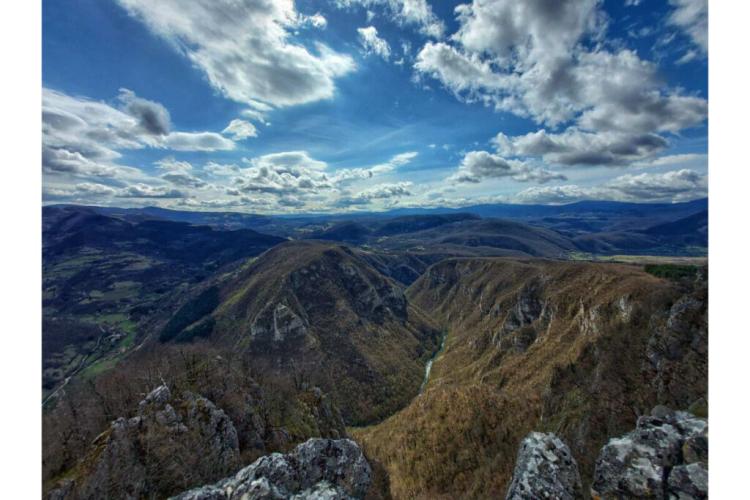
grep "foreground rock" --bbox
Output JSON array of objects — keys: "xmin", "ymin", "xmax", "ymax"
[
  {"xmin": 48, "ymin": 385, "xmax": 240, "ymax": 499},
  {"xmin": 505, "ymin": 409, "xmax": 707, "ymax": 500},
  {"xmin": 591, "ymin": 407, "xmax": 708, "ymax": 499},
  {"xmin": 505, "ymin": 432, "xmax": 582, "ymax": 499},
  {"xmin": 172, "ymin": 438, "xmax": 372, "ymax": 500}
]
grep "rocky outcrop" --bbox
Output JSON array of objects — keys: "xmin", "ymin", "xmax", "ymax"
[
  {"xmin": 250, "ymin": 302, "xmax": 309, "ymax": 344},
  {"xmin": 48, "ymin": 385, "xmax": 240, "ymax": 500},
  {"xmin": 495, "ymin": 279, "xmax": 552, "ymax": 353},
  {"xmin": 172, "ymin": 438, "xmax": 372, "ymax": 500},
  {"xmin": 504, "ymin": 409, "xmax": 708, "ymax": 500},
  {"xmin": 505, "ymin": 432, "xmax": 582, "ymax": 500},
  {"xmin": 591, "ymin": 407, "xmax": 708, "ymax": 499}
]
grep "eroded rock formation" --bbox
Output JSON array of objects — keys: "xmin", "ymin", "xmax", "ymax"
[
  {"xmin": 505, "ymin": 408, "xmax": 708, "ymax": 500},
  {"xmin": 591, "ymin": 407, "xmax": 708, "ymax": 499},
  {"xmin": 172, "ymin": 438, "xmax": 372, "ymax": 500},
  {"xmin": 505, "ymin": 432, "xmax": 582, "ymax": 500}
]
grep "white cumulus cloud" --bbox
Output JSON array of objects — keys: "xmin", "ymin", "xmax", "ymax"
[
  {"xmin": 358, "ymin": 26, "xmax": 391, "ymax": 60},
  {"xmin": 116, "ymin": 0, "xmax": 355, "ymax": 108},
  {"xmin": 222, "ymin": 119, "xmax": 258, "ymax": 140},
  {"xmin": 450, "ymin": 151, "xmax": 567, "ymax": 184}
]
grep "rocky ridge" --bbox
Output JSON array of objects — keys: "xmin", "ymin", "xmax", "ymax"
[
  {"xmin": 172, "ymin": 438, "xmax": 372, "ymax": 500},
  {"xmin": 206, "ymin": 241, "xmax": 442, "ymax": 424},
  {"xmin": 591, "ymin": 407, "xmax": 708, "ymax": 499},
  {"xmin": 505, "ymin": 432, "xmax": 582, "ymax": 500}
]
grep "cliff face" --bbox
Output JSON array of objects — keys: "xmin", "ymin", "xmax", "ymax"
[{"xmin": 354, "ymin": 258, "xmax": 707, "ymax": 498}]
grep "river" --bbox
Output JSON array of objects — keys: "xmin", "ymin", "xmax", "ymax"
[{"xmin": 419, "ymin": 331, "xmax": 447, "ymax": 393}]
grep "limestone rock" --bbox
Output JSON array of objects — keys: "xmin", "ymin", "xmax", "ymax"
[
  {"xmin": 172, "ymin": 438, "xmax": 372, "ymax": 500},
  {"xmin": 591, "ymin": 408, "xmax": 708, "ymax": 499},
  {"xmin": 250, "ymin": 302, "xmax": 309, "ymax": 344},
  {"xmin": 505, "ymin": 432, "xmax": 582, "ymax": 500},
  {"xmin": 494, "ymin": 280, "xmax": 552, "ymax": 353},
  {"xmin": 667, "ymin": 463, "xmax": 708, "ymax": 499},
  {"xmin": 682, "ymin": 430, "xmax": 708, "ymax": 464}
]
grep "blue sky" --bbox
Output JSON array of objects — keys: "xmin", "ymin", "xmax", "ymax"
[{"xmin": 42, "ymin": 0, "xmax": 708, "ymax": 212}]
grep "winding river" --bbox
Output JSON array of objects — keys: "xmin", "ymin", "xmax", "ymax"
[{"xmin": 420, "ymin": 331, "xmax": 447, "ymax": 393}]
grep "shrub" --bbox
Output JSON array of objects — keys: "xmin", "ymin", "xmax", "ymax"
[{"xmin": 643, "ymin": 264, "xmax": 698, "ymax": 281}]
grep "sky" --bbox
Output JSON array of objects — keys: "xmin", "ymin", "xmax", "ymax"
[{"xmin": 42, "ymin": 0, "xmax": 708, "ymax": 213}]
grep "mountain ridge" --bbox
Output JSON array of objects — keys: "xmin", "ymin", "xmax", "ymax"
[
  {"xmin": 158, "ymin": 240, "xmax": 443, "ymax": 425},
  {"xmin": 44, "ymin": 197, "xmax": 708, "ymax": 223}
]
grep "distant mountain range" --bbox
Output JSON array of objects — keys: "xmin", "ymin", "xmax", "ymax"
[
  {"xmin": 46, "ymin": 197, "xmax": 708, "ymax": 229},
  {"xmin": 46, "ymin": 198, "xmax": 708, "ymax": 253}
]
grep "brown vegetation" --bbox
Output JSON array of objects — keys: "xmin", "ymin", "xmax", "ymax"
[{"xmin": 354, "ymin": 258, "xmax": 707, "ymax": 498}]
